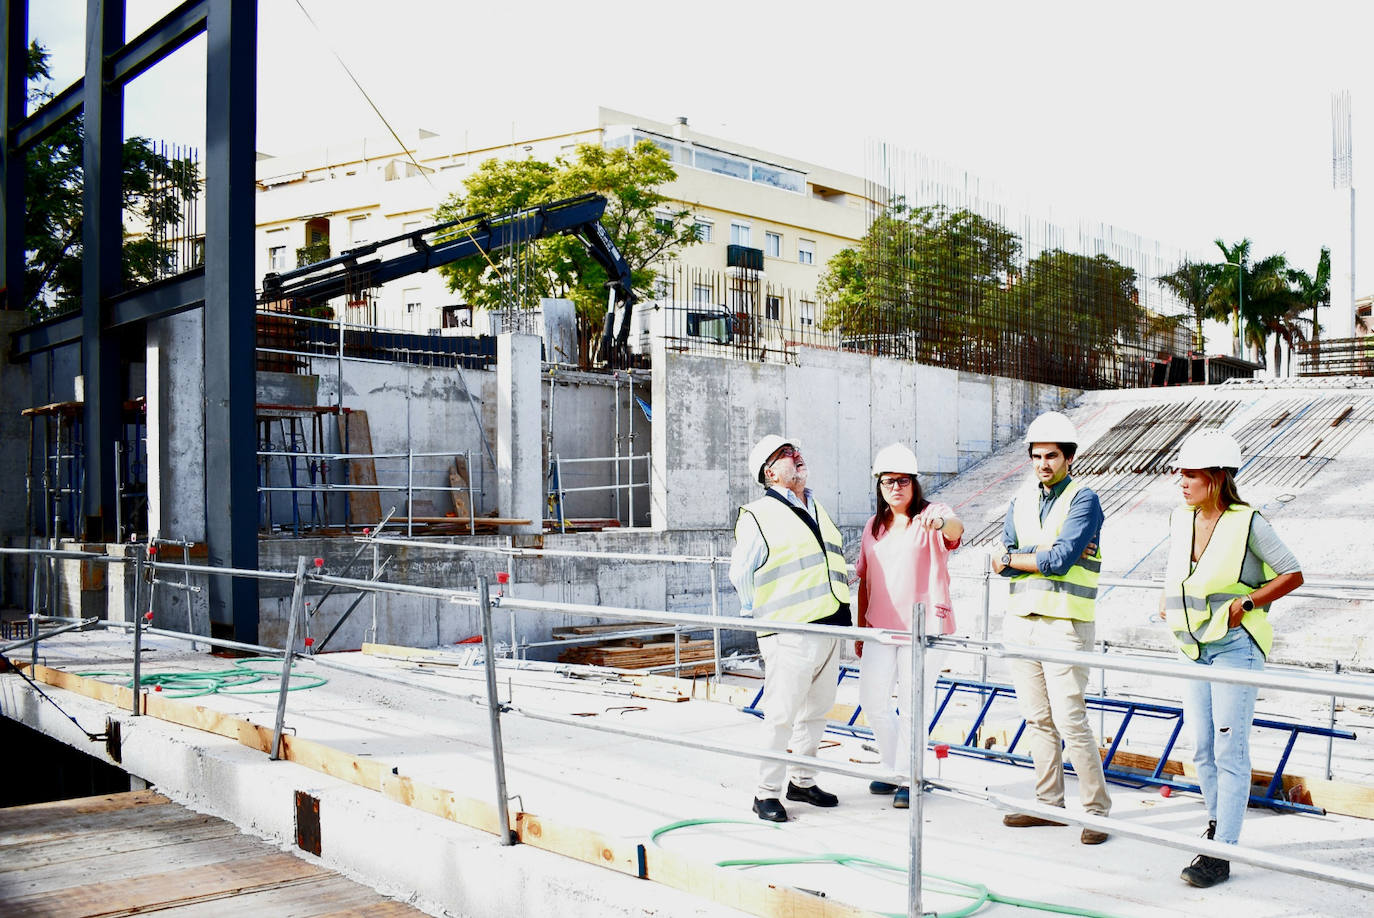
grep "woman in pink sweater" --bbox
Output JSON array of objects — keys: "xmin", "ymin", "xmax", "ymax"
[{"xmin": 856, "ymin": 443, "xmax": 963, "ymax": 808}]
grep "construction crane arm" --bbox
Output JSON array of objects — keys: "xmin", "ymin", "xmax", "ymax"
[{"xmin": 258, "ymin": 193, "xmax": 637, "ymax": 363}]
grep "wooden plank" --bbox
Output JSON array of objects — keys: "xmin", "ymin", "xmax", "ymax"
[
  {"xmin": 0, "ymin": 852, "xmax": 325, "ymax": 917},
  {"xmin": 139, "ymin": 875, "xmax": 390, "ymax": 916},
  {"xmin": 0, "ymin": 813, "xmax": 236, "ymax": 870},
  {"xmin": 379, "ymin": 772, "xmax": 501, "ymax": 835},
  {"xmin": 644, "ymin": 845, "xmax": 875, "ymax": 918},
  {"xmin": 514, "ymin": 812, "xmax": 639, "ymax": 875},
  {"xmin": 3, "ymin": 833, "xmax": 277, "ymax": 898},
  {"xmin": 0, "ymin": 789, "xmax": 168, "ymax": 826},
  {"xmin": 338, "ymin": 410, "xmax": 382, "ymax": 526},
  {"xmin": 448, "ymin": 454, "xmax": 470, "ymax": 519}
]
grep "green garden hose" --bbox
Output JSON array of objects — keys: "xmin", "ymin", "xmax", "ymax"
[{"xmin": 651, "ymin": 817, "xmax": 1120, "ymax": 918}]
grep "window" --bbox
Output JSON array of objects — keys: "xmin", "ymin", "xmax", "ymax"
[
  {"xmin": 799, "ymin": 299, "xmax": 815, "ymax": 326},
  {"xmin": 765, "ymin": 232, "xmax": 781, "ymax": 258},
  {"xmin": 268, "ymin": 246, "xmax": 286, "ymax": 271},
  {"xmin": 655, "ymin": 212, "xmax": 673, "ymax": 235},
  {"xmin": 694, "ymin": 148, "xmax": 750, "ymax": 180},
  {"xmin": 653, "ymin": 275, "xmax": 675, "ymax": 301},
  {"xmin": 798, "ymin": 239, "xmax": 815, "ymax": 265},
  {"xmin": 403, "ymin": 287, "xmax": 422, "ymax": 314},
  {"xmin": 765, "ymin": 295, "xmax": 781, "ymax": 320},
  {"xmin": 403, "ymin": 220, "xmax": 423, "ymax": 249},
  {"xmin": 730, "ymin": 221, "xmax": 752, "ymax": 247},
  {"xmin": 348, "ymin": 215, "xmax": 370, "ymax": 245},
  {"xmin": 728, "ymin": 284, "xmax": 756, "ymax": 313},
  {"xmin": 693, "ymin": 219, "xmax": 713, "ymax": 243},
  {"xmin": 693, "ymin": 283, "xmax": 714, "ymax": 306}
]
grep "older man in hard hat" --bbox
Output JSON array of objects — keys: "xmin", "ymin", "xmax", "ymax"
[
  {"xmin": 731, "ymin": 434, "xmax": 851, "ymax": 823},
  {"xmin": 991, "ymin": 411, "xmax": 1112, "ymax": 845}
]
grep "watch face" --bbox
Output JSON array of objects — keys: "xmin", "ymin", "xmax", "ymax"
[{"xmin": 1002, "ymin": 553, "xmax": 1012, "ymax": 566}]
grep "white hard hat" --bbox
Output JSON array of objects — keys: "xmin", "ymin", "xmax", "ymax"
[
  {"xmin": 748, "ymin": 434, "xmax": 797, "ymax": 484},
  {"xmin": 872, "ymin": 443, "xmax": 919, "ymax": 478},
  {"xmin": 1024, "ymin": 411, "xmax": 1079, "ymax": 445},
  {"xmin": 1175, "ymin": 429, "xmax": 1242, "ymax": 471}
]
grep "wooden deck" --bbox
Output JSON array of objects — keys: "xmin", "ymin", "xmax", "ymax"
[{"xmin": 0, "ymin": 790, "xmax": 425, "ymax": 917}]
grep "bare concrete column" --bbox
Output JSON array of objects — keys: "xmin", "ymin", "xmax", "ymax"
[
  {"xmin": 146, "ymin": 311, "xmax": 210, "ymax": 637},
  {"xmin": 497, "ymin": 334, "xmax": 541, "ymax": 535}
]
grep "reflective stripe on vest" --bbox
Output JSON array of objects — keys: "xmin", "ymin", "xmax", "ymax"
[
  {"xmin": 736, "ymin": 495, "xmax": 850, "ymax": 624},
  {"xmin": 1006, "ymin": 478, "xmax": 1101, "ymax": 621},
  {"xmin": 1162, "ymin": 505, "xmax": 1275, "ymax": 660}
]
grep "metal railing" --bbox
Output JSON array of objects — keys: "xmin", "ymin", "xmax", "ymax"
[
  {"xmin": 547, "ymin": 452, "xmax": 651, "ymax": 532},
  {"xmin": 4, "ymin": 544, "xmax": 1374, "ymax": 918},
  {"xmin": 258, "ymin": 446, "xmax": 481, "ymax": 538}
]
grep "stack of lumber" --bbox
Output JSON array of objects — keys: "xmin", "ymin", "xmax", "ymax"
[{"xmin": 554, "ymin": 622, "xmax": 716, "ymax": 676}]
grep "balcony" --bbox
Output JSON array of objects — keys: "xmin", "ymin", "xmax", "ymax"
[{"xmin": 726, "ymin": 244, "xmax": 763, "ymax": 272}]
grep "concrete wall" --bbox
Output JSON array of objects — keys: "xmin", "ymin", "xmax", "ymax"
[
  {"xmin": 546, "ymin": 369, "xmax": 651, "ymax": 526},
  {"xmin": 651, "ymin": 343, "xmax": 1081, "ymax": 531}
]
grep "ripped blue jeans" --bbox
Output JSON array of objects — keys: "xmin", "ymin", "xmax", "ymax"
[{"xmin": 1182, "ymin": 626, "xmax": 1264, "ymax": 846}]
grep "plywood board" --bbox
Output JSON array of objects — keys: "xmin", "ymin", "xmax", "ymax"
[{"xmin": 338, "ymin": 410, "xmax": 383, "ymax": 526}]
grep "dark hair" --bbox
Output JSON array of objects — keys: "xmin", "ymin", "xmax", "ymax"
[
  {"xmin": 870, "ymin": 476, "xmax": 928, "ymax": 538},
  {"xmin": 1027, "ymin": 441, "xmax": 1077, "ymax": 461},
  {"xmin": 1200, "ymin": 467, "xmax": 1244, "ymax": 512}
]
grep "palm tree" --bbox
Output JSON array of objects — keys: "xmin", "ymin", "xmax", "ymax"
[
  {"xmin": 1211, "ymin": 239, "xmax": 1251, "ymax": 358},
  {"xmin": 1241, "ymin": 252, "xmax": 1294, "ymax": 372},
  {"xmin": 1155, "ymin": 259, "xmax": 1219, "ymax": 353},
  {"xmin": 1289, "ymin": 246, "xmax": 1331, "ymax": 344}
]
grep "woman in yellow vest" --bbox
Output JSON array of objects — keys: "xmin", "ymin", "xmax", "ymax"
[{"xmin": 1161, "ymin": 429, "xmax": 1303, "ymax": 889}]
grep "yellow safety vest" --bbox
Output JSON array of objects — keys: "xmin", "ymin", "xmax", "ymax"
[
  {"xmin": 1163, "ymin": 505, "xmax": 1275, "ymax": 660},
  {"xmin": 736, "ymin": 494, "xmax": 851, "ymax": 624},
  {"xmin": 1007, "ymin": 479, "xmax": 1102, "ymax": 621}
]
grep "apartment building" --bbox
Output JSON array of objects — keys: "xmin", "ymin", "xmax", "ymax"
[{"xmin": 253, "ymin": 108, "xmax": 875, "ymax": 336}]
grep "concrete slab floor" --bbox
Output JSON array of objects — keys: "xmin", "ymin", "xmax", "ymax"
[{"xmin": 5, "ymin": 631, "xmax": 1373, "ymax": 918}]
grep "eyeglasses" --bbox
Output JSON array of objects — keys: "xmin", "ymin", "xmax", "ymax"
[
  {"xmin": 769, "ymin": 444, "xmax": 800, "ymax": 466},
  {"xmin": 879, "ymin": 476, "xmax": 913, "ymax": 490}
]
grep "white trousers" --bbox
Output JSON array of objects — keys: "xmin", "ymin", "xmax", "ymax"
[
  {"xmin": 858, "ymin": 640, "xmax": 946, "ymax": 779},
  {"xmin": 756, "ymin": 631, "xmax": 841, "ymax": 798}
]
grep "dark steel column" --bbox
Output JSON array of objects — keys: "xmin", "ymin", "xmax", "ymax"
[
  {"xmin": 2, "ymin": 1, "xmax": 28, "ymax": 311},
  {"xmin": 202, "ymin": 0, "xmax": 258, "ymax": 641},
  {"xmin": 80, "ymin": 0, "xmax": 125, "ymax": 541}
]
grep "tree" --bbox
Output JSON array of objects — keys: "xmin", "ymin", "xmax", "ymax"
[
  {"xmin": 817, "ymin": 201, "xmax": 1020, "ymax": 363},
  {"xmin": 1210, "ymin": 238, "xmax": 1250, "ymax": 359},
  {"xmin": 20, "ymin": 42, "xmax": 201, "ymax": 319},
  {"xmin": 1288, "ymin": 246, "xmax": 1331, "ymax": 345},
  {"xmin": 1021, "ymin": 249, "xmax": 1143, "ymax": 383},
  {"xmin": 434, "ymin": 140, "xmax": 698, "ymax": 362},
  {"xmin": 1155, "ymin": 259, "xmax": 1220, "ymax": 353}
]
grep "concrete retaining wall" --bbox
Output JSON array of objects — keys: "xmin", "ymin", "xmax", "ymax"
[{"xmin": 651, "ymin": 343, "xmax": 1080, "ymax": 530}]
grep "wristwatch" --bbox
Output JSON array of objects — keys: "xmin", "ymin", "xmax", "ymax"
[
  {"xmin": 1001, "ymin": 552, "xmax": 1012, "ymax": 568},
  {"xmin": 1240, "ymin": 596, "xmax": 1255, "ymax": 612}
]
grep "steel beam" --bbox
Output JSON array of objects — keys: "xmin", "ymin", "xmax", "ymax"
[
  {"xmin": 107, "ymin": 0, "xmax": 208, "ymax": 87},
  {"xmin": 79, "ymin": 0, "xmax": 125, "ymax": 541},
  {"xmin": 202, "ymin": 0, "xmax": 257, "ymax": 641},
  {"xmin": 10, "ymin": 268, "xmax": 207, "ymax": 356},
  {"xmin": 2, "ymin": 0, "xmax": 28, "ymax": 309}
]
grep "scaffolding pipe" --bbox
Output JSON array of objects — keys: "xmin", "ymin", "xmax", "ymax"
[
  {"xmin": 271, "ymin": 557, "xmax": 308, "ymax": 761},
  {"xmin": 478, "ymin": 577, "xmax": 514, "ymax": 845},
  {"xmin": 907, "ymin": 603, "xmax": 926, "ymax": 918}
]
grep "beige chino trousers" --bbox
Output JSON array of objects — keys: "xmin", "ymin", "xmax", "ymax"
[{"xmin": 1004, "ymin": 612, "xmax": 1112, "ymax": 816}]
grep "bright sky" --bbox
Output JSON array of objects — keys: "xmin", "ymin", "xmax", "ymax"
[{"xmin": 27, "ymin": 0, "xmax": 1373, "ymax": 308}]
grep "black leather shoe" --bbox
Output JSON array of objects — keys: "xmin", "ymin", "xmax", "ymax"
[
  {"xmin": 752, "ymin": 797, "xmax": 788, "ymax": 822},
  {"xmin": 1181, "ymin": 854, "xmax": 1230, "ymax": 888},
  {"xmin": 786, "ymin": 782, "xmax": 838, "ymax": 807}
]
